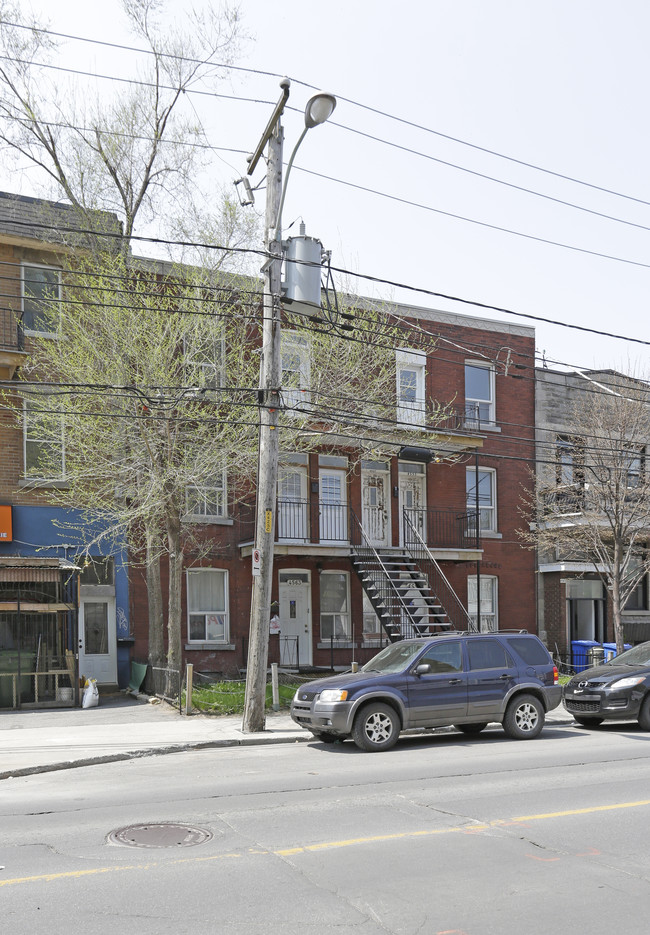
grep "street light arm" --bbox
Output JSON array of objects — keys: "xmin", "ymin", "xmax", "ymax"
[{"xmin": 273, "ymin": 125, "xmax": 308, "ymax": 243}]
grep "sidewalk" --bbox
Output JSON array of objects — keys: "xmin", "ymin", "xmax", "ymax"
[{"xmin": 0, "ymin": 694, "xmax": 575, "ymax": 780}]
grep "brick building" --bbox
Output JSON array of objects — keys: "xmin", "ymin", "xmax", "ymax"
[{"xmin": 0, "ymin": 189, "xmax": 538, "ymax": 704}]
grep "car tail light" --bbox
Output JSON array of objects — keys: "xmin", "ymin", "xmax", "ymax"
[{"xmin": 553, "ymin": 666, "xmax": 559, "ymax": 685}]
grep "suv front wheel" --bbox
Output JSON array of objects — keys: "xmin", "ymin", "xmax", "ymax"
[
  {"xmin": 351, "ymin": 702, "xmax": 400, "ymax": 752},
  {"xmin": 503, "ymin": 694, "xmax": 544, "ymax": 740}
]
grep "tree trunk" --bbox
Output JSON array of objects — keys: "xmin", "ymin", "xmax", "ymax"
[
  {"xmin": 166, "ymin": 507, "xmax": 184, "ymax": 698},
  {"xmin": 612, "ymin": 542, "xmax": 625, "ymax": 655},
  {"xmin": 145, "ymin": 525, "xmax": 165, "ymax": 672}
]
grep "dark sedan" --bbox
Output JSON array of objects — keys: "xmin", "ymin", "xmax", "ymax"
[{"xmin": 564, "ymin": 641, "xmax": 650, "ymax": 728}]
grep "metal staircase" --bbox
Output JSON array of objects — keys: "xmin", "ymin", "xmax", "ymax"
[{"xmin": 350, "ymin": 509, "xmax": 470, "ymax": 642}]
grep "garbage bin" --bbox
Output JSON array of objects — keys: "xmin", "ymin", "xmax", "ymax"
[
  {"xmin": 603, "ymin": 642, "xmax": 631, "ymax": 662},
  {"xmin": 571, "ymin": 640, "xmax": 599, "ymax": 672},
  {"xmin": 588, "ymin": 645, "xmax": 605, "ymax": 667}
]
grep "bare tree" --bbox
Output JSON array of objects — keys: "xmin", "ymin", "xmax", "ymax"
[{"xmin": 527, "ymin": 371, "xmax": 650, "ymax": 654}]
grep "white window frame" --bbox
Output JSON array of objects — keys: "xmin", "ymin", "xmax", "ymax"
[
  {"xmin": 468, "ymin": 575, "xmax": 498, "ymax": 632},
  {"xmin": 465, "ymin": 360, "xmax": 495, "ymax": 426},
  {"xmin": 466, "ymin": 466, "xmax": 497, "ymax": 533},
  {"xmin": 185, "ymin": 467, "xmax": 227, "ymax": 520},
  {"xmin": 23, "ymin": 395, "xmax": 65, "ymax": 481},
  {"xmin": 186, "ymin": 568, "xmax": 229, "ymax": 643},
  {"xmin": 319, "ymin": 570, "xmax": 351, "ymax": 642},
  {"xmin": 21, "ymin": 262, "xmax": 62, "ymax": 337},
  {"xmin": 281, "ymin": 331, "xmax": 311, "ymax": 414},
  {"xmin": 396, "ymin": 349, "xmax": 426, "ymax": 427},
  {"xmin": 183, "ymin": 318, "xmax": 225, "ymax": 392}
]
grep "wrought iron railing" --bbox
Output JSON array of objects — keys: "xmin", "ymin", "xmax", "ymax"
[
  {"xmin": 0, "ymin": 305, "xmax": 24, "ymax": 351},
  {"xmin": 403, "ymin": 511, "xmax": 475, "ymax": 631}
]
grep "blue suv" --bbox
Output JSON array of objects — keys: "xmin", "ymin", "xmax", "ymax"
[{"xmin": 290, "ymin": 632, "xmax": 561, "ymax": 752}]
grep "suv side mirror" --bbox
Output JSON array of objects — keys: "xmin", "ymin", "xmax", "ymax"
[{"xmin": 414, "ymin": 663, "xmax": 431, "ymax": 676}]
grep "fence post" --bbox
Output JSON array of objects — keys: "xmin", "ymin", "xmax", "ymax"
[
  {"xmin": 185, "ymin": 664, "xmax": 193, "ymax": 716},
  {"xmin": 271, "ymin": 662, "xmax": 279, "ymax": 711},
  {"xmin": 351, "ymin": 661, "xmax": 359, "ymax": 673}
]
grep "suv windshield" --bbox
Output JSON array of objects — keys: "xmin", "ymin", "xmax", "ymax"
[
  {"xmin": 606, "ymin": 642, "xmax": 650, "ymax": 667},
  {"xmin": 362, "ymin": 641, "xmax": 424, "ymax": 673}
]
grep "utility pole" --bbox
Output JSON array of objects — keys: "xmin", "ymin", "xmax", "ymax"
[
  {"xmin": 241, "ymin": 80, "xmax": 336, "ymax": 733},
  {"xmin": 242, "ymin": 80, "xmax": 288, "ymax": 733}
]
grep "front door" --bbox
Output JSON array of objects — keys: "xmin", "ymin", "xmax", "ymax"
[
  {"xmin": 399, "ymin": 469, "xmax": 426, "ymax": 546},
  {"xmin": 278, "ymin": 570, "xmax": 312, "ymax": 666},
  {"xmin": 361, "ymin": 469, "xmax": 390, "ymax": 547},
  {"xmin": 319, "ymin": 469, "xmax": 348, "ymax": 543},
  {"xmin": 78, "ymin": 598, "xmax": 117, "ymax": 685}
]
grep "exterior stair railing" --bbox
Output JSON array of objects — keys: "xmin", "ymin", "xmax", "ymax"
[{"xmin": 402, "ymin": 510, "xmax": 476, "ymax": 632}]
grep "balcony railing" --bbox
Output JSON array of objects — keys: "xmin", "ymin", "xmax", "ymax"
[
  {"xmin": 0, "ymin": 305, "xmax": 24, "ymax": 351},
  {"xmin": 541, "ymin": 483, "xmax": 586, "ymax": 515},
  {"xmin": 239, "ymin": 500, "xmax": 473, "ymax": 550}
]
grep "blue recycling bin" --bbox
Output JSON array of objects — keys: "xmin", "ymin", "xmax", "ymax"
[
  {"xmin": 571, "ymin": 640, "xmax": 599, "ymax": 672},
  {"xmin": 602, "ymin": 642, "xmax": 631, "ymax": 662}
]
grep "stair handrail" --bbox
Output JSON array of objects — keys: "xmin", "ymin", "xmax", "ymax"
[
  {"xmin": 402, "ymin": 511, "xmax": 475, "ymax": 631},
  {"xmin": 350, "ymin": 509, "xmax": 422, "ymax": 631}
]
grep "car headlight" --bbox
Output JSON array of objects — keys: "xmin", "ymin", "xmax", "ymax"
[
  {"xmin": 319, "ymin": 689, "xmax": 349, "ymax": 703},
  {"xmin": 610, "ymin": 676, "xmax": 645, "ymax": 690}
]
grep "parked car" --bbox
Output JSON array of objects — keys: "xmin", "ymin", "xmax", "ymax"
[
  {"xmin": 290, "ymin": 631, "xmax": 561, "ymax": 752},
  {"xmin": 564, "ymin": 641, "xmax": 650, "ymax": 728}
]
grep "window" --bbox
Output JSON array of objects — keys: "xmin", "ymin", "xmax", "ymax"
[
  {"xmin": 468, "ymin": 576, "xmax": 498, "ymax": 632},
  {"xmin": 396, "ymin": 349, "xmax": 426, "ymax": 426},
  {"xmin": 320, "ymin": 571, "xmax": 350, "ymax": 641},
  {"xmin": 466, "ymin": 467, "xmax": 496, "ymax": 533},
  {"xmin": 465, "ymin": 362, "xmax": 495, "ymax": 425},
  {"xmin": 625, "ymin": 553, "xmax": 649, "ymax": 612},
  {"xmin": 281, "ymin": 332, "xmax": 311, "ymax": 412},
  {"xmin": 186, "ymin": 470, "xmax": 226, "ymax": 519},
  {"xmin": 467, "ymin": 637, "xmax": 509, "ymax": 669},
  {"xmin": 23, "ymin": 395, "xmax": 65, "ymax": 480},
  {"xmin": 183, "ymin": 326, "xmax": 225, "ymax": 391},
  {"xmin": 22, "ymin": 264, "xmax": 61, "ymax": 335},
  {"xmin": 79, "ymin": 557, "xmax": 114, "ymax": 587},
  {"xmin": 626, "ymin": 448, "xmax": 643, "ymax": 489},
  {"xmin": 419, "ymin": 641, "xmax": 463, "ymax": 673},
  {"xmin": 187, "ymin": 569, "xmax": 229, "ymax": 642}
]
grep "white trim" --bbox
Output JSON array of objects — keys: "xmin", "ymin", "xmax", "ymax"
[
  {"xmin": 186, "ymin": 568, "xmax": 230, "ymax": 644},
  {"xmin": 465, "ymin": 360, "xmax": 495, "ymax": 426},
  {"xmin": 466, "ymin": 465, "xmax": 497, "ymax": 533},
  {"xmin": 396, "ymin": 348, "xmax": 426, "ymax": 427}
]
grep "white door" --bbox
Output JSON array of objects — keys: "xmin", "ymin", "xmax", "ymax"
[
  {"xmin": 361, "ymin": 470, "xmax": 390, "ymax": 547},
  {"xmin": 79, "ymin": 597, "xmax": 117, "ymax": 685},
  {"xmin": 277, "ymin": 467, "xmax": 308, "ymax": 541},
  {"xmin": 319, "ymin": 469, "xmax": 348, "ymax": 543},
  {"xmin": 278, "ymin": 571, "xmax": 312, "ymax": 666},
  {"xmin": 399, "ymin": 471, "xmax": 426, "ymax": 546}
]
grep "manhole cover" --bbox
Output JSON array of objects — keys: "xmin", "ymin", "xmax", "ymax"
[{"xmin": 107, "ymin": 823, "xmax": 213, "ymax": 849}]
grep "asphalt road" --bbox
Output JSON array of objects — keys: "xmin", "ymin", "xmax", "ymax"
[{"xmin": 3, "ymin": 721, "xmax": 650, "ymax": 934}]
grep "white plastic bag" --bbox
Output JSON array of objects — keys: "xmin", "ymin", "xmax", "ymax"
[{"xmin": 82, "ymin": 678, "xmax": 99, "ymax": 709}]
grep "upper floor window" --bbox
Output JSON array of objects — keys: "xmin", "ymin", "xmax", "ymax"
[
  {"xmin": 465, "ymin": 361, "xmax": 495, "ymax": 426},
  {"xmin": 183, "ymin": 326, "xmax": 225, "ymax": 391},
  {"xmin": 187, "ymin": 568, "xmax": 229, "ymax": 643},
  {"xmin": 22, "ymin": 264, "xmax": 61, "ymax": 336},
  {"xmin": 79, "ymin": 556, "xmax": 115, "ymax": 587},
  {"xmin": 281, "ymin": 332, "xmax": 311, "ymax": 413},
  {"xmin": 396, "ymin": 349, "xmax": 426, "ymax": 426},
  {"xmin": 625, "ymin": 448, "xmax": 644, "ymax": 489},
  {"xmin": 186, "ymin": 469, "xmax": 227, "ymax": 519},
  {"xmin": 466, "ymin": 466, "xmax": 497, "ymax": 533},
  {"xmin": 23, "ymin": 395, "xmax": 65, "ymax": 481}
]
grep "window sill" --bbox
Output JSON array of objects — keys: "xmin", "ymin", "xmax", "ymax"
[
  {"xmin": 317, "ymin": 641, "xmax": 355, "ymax": 650},
  {"xmin": 18, "ymin": 478, "xmax": 69, "ymax": 489},
  {"xmin": 182, "ymin": 515, "xmax": 233, "ymax": 525},
  {"xmin": 185, "ymin": 643, "xmax": 235, "ymax": 651}
]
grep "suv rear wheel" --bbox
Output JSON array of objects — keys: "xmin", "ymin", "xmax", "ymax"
[
  {"xmin": 503, "ymin": 694, "xmax": 544, "ymax": 740},
  {"xmin": 351, "ymin": 702, "xmax": 400, "ymax": 752}
]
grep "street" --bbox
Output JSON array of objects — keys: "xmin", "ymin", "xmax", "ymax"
[{"xmin": 2, "ymin": 721, "xmax": 650, "ymax": 934}]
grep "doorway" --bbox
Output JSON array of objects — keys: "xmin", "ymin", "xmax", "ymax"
[
  {"xmin": 566, "ymin": 579, "xmax": 605, "ymax": 643},
  {"xmin": 361, "ymin": 463, "xmax": 391, "ymax": 547},
  {"xmin": 319, "ymin": 468, "xmax": 348, "ymax": 543},
  {"xmin": 278, "ymin": 570, "xmax": 312, "ymax": 667},
  {"xmin": 79, "ymin": 597, "xmax": 117, "ymax": 685},
  {"xmin": 398, "ymin": 463, "xmax": 426, "ymax": 546}
]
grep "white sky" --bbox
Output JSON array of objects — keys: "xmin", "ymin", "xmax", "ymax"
[{"xmin": 8, "ymin": 0, "xmax": 650, "ymax": 374}]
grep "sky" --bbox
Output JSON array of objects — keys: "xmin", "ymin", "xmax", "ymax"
[{"xmin": 5, "ymin": 0, "xmax": 650, "ymax": 375}]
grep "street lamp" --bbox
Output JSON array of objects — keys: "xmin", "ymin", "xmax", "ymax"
[{"xmin": 242, "ymin": 80, "xmax": 336, "ymax": 733}]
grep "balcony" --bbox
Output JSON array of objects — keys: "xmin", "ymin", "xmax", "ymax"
[
  {"xmin": 239, "ymin": 500, "xmax": 475, "ymax": 553},
  {"xmin": 542, "ymin": 483, "xmax": 586, "ymax": 515},
  {"xmin": 0, "ymin": 305, "xmax": 26, "ymax": 379}
]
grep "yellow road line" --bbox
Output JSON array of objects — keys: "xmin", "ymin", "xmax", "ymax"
[{"xmin": 3, "ymin": 798, "xmax": 650, "ymax": 889}]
